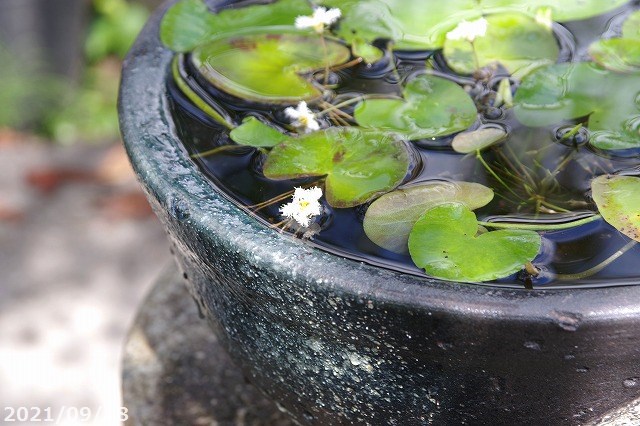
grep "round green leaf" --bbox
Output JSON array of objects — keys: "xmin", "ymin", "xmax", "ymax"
[
  {"xmin": 589, "ymin": 11, "xmax": 640, "ymax": 74},
  {"xmin": 592, "ymin": 175, "xmax": 640, "ymax": 242},
  {"xmin": 364, "ymin": 181, "xmax": 494, "ymax": 253},
  {"xmin": 319, "ymin": 0, "xmax": 628, "ymax": 51},
  {"xmin": 263, "ymin": 127, "xmax": 411, "ymax": 207},
  {"xmin": 589, "ymin": 39, "xmax": 640, "ymax": 74},
  {"xmin": 408, "ymin": 202, "xmax": 541, "ymax": 282},
  {"xmin": 160, "ymin": 0, "xmax": 312, "ymax": 52},
  {"xmin": 230, "ymin": 116, "xmax": 289, "ymax": 147},
  {"xmin": 514, "ymin": 62, "xmax": 640, "ymax": 151},
  {"xmin": 451, "ymin": 127, "xmax": 508, "ymax": 153},
  {"xmin": 443, "ymin": 13, "xmax": 559, "ymax": 76},
  {"xmin": 354, "ymin": 74, "xmax": 477, "ymax": 140},
  {"xmin": 191, "ymin": 33, "xmax": 351, "ymax": 104}
]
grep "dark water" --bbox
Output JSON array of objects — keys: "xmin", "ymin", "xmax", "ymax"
[{"xmin": 167, "ymin": 1, "xmax": 640, "ymax": 289}]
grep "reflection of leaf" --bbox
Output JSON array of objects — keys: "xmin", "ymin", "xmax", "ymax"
[
  {"xmin": 160, "ymin": 0, "xmax": 312, "ymax": 51},
  {"xmin": 263, "ymin": 127, "xmax": 410, "ymax": 207},
  {"xmin": 408, "ymin": 202, "xmax": 541, "ymax": 282},
  {"xmin": 191, "ymin": 32, "xmax": 350, "ymax": 104},
  {"xmin": 319, "ymin": 0, "xmax": 628, "ymax": 51},
  {"xmin": 589, "ymin": 11, "xmax": 640, "ymax": 74},
  {"xmin": 514, "ymin": 63, "xmax": 640, "ymax": 151},
  {"xmin": 452, "ymin": 127, "xmax": 507, "ymax": 153},
  {"xmin": 364, "ymin": 181, "xmax": 494, "ymax": 253},
  {"xmin": 230, "ymin": 117, "xmax": 288, "ymax": 147},
  {"xmin": 354, "ymin": 74, "xmax": 477, "ymax": 140},
  {"xmin": 443, "ymin": 13, "xmax": 558, "ymax": 76},
  {"xmin": 592, "ymin": 175, "xmax": 640, "ymax": 242}
]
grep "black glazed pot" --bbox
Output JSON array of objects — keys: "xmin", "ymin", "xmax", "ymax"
[{"xmin": 119, "ymin": 2, "xmax": 640, "ymax": 424}]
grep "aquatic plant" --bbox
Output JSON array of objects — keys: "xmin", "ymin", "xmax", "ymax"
[{"xmin": 160, "ymin": 0, "xmax": 640, "ymax": 285}]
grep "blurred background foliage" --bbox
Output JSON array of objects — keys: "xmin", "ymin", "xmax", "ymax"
[{"xmin": 0, "ymin": 0, "xmax": 152, "ymax": 144}]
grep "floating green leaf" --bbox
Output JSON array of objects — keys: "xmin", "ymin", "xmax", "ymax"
[
  {"xmin": 263, "ymin": 127, "xmax": 410, "ymax": 207},
  {"xmin": 160, "ymin": 0, "xmax": 312, "ymax": 52},
  {"xmin": 451, "ymin": 127, "xmax": 507, "ymax": 153},
  {"xmin": 364, "ymin": 181, "xmax": 494, "ymax": 253},
  {"xmin": 408, "ymin": 202, "xmax": 541, "ymax": 282},
  {"xmin": 443, "ymin": 13, "xmax": 559, "ymax": 76},
  {"xmin": 319, "ymin": 0, "xmax": 628, "ymax": 51},
  {"xmin": 191, "ymin": 33, "xmax": 350, "ymax": 104},
  {"xmin": 592, "ymin": 175, "xmax": 640, "ymax": 242},
  {"xmin": 514, "ymin": 63, "xmax": 640, "ymax": 150},
  {"xmin": 623, "ymin": 11, "xmax": 640, "ymax": 40},
  {"xmin": 590, "ymin": 40, "xmax": 640, "ymax": 74},
  {"xmin": 589, "ymin": 11, "xmax": 640, "ymax": 73},
  {"xmin": 230, "ymin": 116, "xmax": 289, "ymax": 147},
  {"xmin": 354, "ymin": 74, "xmax": 477, "ymax": 140}
]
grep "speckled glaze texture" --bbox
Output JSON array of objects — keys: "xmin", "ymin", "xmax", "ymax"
[{"xmin": 119, "ymin": 2, "xmax": 640, "ymax": 424}]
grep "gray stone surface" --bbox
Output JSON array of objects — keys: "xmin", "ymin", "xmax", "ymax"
[
  {"xmin": 122, "ymin": 267, "xmax": 295, "ymax": 426},
  {"xmin": 0, "ymin": 139, "xmax": 172, "ymax": 424}
]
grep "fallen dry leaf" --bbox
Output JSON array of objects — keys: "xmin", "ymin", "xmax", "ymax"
[
  {"xmin": 25, "ymin": 168, "xmax": 97, "ymax": 194},
  {"xmin": 96, "ymin": 191, "xmax": 154, "ymax": 220}
]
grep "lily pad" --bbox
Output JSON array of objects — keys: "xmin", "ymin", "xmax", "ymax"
[
  {"xmin": 190, "ymin": 33, "xmax": 351, "ymax": 104},
  {"xmin": 160, "ymin": 0, "xmax": 312, "ymax": 52},
  {"xmin": 589, "ymin": 11, "xmax": 640, "ymax": 73},
  {"xmin": 591, "ymin": 175, "xmax": 640, "ymax": 242},
  {"xmin": 364, "ymin": 181, "xmax": 494, "ymax": 253},
  {"xmin": 514, "ymin": 62, "xmax": 640, "ymax": 150},
  {"xmin": 263, "ymin": 127, "xmax": 410, "ymax": 207},
  {"xmin": 623, "ymin": 11, "xmax": 640, "ymax": 40},
  {"xmin": 319, "ymin": 0, "xmax": 628, "ymax": 51},
  {"xmin": 230, "ymin": 116, "xmax": 289, "ymax": 147},
  {"xmin": 408, "ymin": 202, "xmax": 541, "ymax": 282},
  {"xmin": 451, "ymin": 127, "xmax": 508, "ymax": 153},
  {"xmin": 443, "ymin": 13, "xmax": 559, "ymax": 76},
  {"xmin": 354, "ymin": 74, "xmax": 477, "ymax": 140}
]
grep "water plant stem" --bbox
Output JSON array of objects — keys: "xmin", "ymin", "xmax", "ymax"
[
  {"xmin": 320, "ymin": 35, "xmax": 330, "ymax": 85},
  {"xmin": 476, "ymin": 150, "xmax": 522, "ymax": 199},
  {"xmin": 559, "ymin": 123, "xmax": 583, "ymax": 142},
  {"xmin": 171, "ymin": 56, "xmax": 235, "ymax": 130},
  {"xmin": 190, "ymin": 144, "xmax": 247, "ymax": 158},
  {"xmin": 330, "ymin": 57, "xmax": 363, "ymax": 72},
  {"xmin": 555, "ymin": 239, "xmax": 638, "ymax": 281},
  {"xmin": 470, "ymin": 41, "xmax": 481, "ymax": 70},
  {"xmin": 478, "ymin": 214, "xmax": 601, "ymax": 231},
  {"xmin": 317, "ymin": 95, "xmax": 396, "ymax": 117},
  {"xmin": 248, "ymin": 181, "xmax": 324, "ymax": 211}
]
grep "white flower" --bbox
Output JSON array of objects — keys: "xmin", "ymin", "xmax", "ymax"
[
  {"xmin": 446, "ymin": 18, "xmax": 489, "ymax": 43},
  {"xmin": 284, "ymin": 101, "xmax": 320, "ymax": 133},
  {"xmin": 279, "ymin": 186, "xmax": 323, "ymax": 227},
  {"xmin": 295, "ymin": 7, "xmax": 342, "ymax": 33}
]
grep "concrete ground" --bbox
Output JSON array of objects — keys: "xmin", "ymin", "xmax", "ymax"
[{"xmin": 0, "ymin": 135, "xmax": 172, "ymax": 425}]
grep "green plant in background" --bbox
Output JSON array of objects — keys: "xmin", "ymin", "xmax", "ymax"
[
  {"xmin": 45, "ymin": 0, "xmax": 149, "ymax": 144},
  {"xmin": 0, "ymin": 0, "xmax": 148, "ymax": 144}
]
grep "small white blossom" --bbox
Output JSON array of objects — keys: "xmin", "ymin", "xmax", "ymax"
[
  {"xmin": 446, "ymin": 18, "xmax": 489, "ymax": 43},
  {"xmin": 284, "ymin": 101, "xmax": 320, "ymax": 133},
  {"xmin": 295, "ymin": 7, "xmax": 341, "ymax": 33},
  {"xmin": 280, "ymin": 186, "xmax": 323, "ymax": 227}
]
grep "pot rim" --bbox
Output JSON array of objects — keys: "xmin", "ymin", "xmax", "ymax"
[{"xmin": 118, "ymin": 1, "xmax": 640, "ymax": 325}]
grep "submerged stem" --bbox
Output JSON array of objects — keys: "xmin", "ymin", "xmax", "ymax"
[
  {"xmin": 190, "ymin": 144, "xmax": 246, "ymax": 159},
  {"xmin": 478, "ymin": 214, "xmax": 602, "ymax": 231},
  {"xmin": 320, "ymin": 35, "xmax": 330, "ymax": 85},
  {"xmin": 476, "ymin": 150, "xmax": 522, "ymax": 199},
  {"xmin": 556, "ymin": 239, "xmax": 638, "ymax": 281},
  {"xmin": 317, "ymin": 95, "xmax": 397, "ymax": 117}
]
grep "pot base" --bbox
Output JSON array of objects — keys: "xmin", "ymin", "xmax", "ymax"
[{"xmin": 121, "ymin": 266, "xmax": 294, "ymax": 425}]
